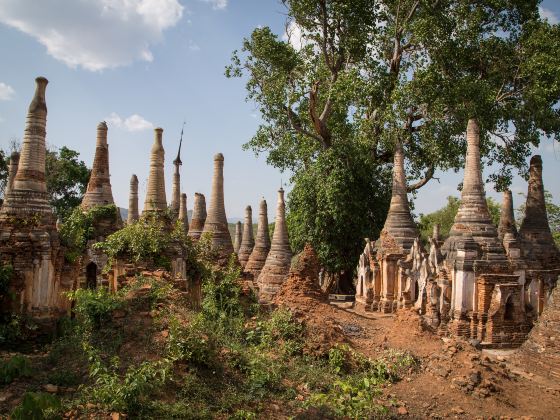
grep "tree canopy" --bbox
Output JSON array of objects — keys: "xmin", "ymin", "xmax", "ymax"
[
  {"xmin": 0, "ymin": 144, "xmax": 90, "ymax": 220},
  {"xmin": 228, "ymin": 0, "xmax": 560, "ymax": 277}
]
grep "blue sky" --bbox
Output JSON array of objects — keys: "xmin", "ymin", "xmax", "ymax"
[{"xmin": 0, "ymin": 0, "xmax": 558, "ymax": 220}]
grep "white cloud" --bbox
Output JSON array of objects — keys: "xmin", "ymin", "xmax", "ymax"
[
  {"xmin": 198, "ymin": 0, "xmax": 227, "ymax": 10},
  {"xmin": 539, "ymin": 6, "xmax": 559, "ymax": 24},
  {"xmin": 188, "ymin": 39, "xmax": 200, "ymax": 51},
  {"xmin": 282, "ymin": 20, "xmax": 308, "ymax": 51},
  {"xmin": 0, "ymin": 82, "xmax": 15, "ymax": 100},
  {"xmin": 106, "ymin": 112, "xmax": 154, "ymax": 132},
  {"xmin": 0, "ymin": 0, "xmax": 183, "ymax": 71}
]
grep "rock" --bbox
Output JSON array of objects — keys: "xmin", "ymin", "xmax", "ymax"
[
  {"xmin": 397, "ymin": 406, "xmax": 409, "ymax": 415},
  {"xmin": 469, "ymin": 370, "xmax": 482, "ymax": 386},
  {"xmin": 434, "ymin": 366, "xmax": 451, "ymax": 378},
  {"xmin": 451, "ymin": 406, "xmax": 465, "ymax": 415},
  {"xmin": 0, "ymin": 392, "xmax": 13, "ymax": 402},
  {"xmin": 468, "ymin": 339, "xmax": 482, "ymax": 349},
  {"xmin": 452, "ymin": 377, "xmax": 468, "ymax": 388},
  {"xmin": 496, "ymin": 355, "xmax": 505, "ymax": 362},
  {"xmin": 43, "ymin": 384, "xmax": 58, "ymax": 393},
  {"xmin": 112, "ymin": 309, "xmax": 126, "ymax": 319}
]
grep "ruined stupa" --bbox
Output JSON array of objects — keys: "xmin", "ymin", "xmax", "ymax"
[
  {"xmin": 188, "ymin": 192, "xmax": 207, "ymax": 240},
  {"xmin": 171, "ymin": 137, "xmax": 183, "ymax": 218},
  {"xmin": 202, "ymin": 153, "xmax": 233, "ymax": 259},
  {"xmin": 257, "ymin": 188, "xmax": 292, "ymax": 303},
  {"xmin": 355, "ymin": 140, "xmax": 419, "ymax": 312},
  {"xmin": 518, "ymin": 155, "xmax": 560, "ymax": 315},
  {"xmin": 127, "ymin": 174, "xmax": 139, "ymax": 224},
  {"xmin": 380, "ymin": 140, "xmax": 418, "ymax": 251},
  {"xmin": 2, "ymin": 77, "xmax": 52, "ymax": 218},
  {"xmin": 518, "ymin": 155, "xmax": 560, "ymax": 270},
  {"xmin": 233, "ymin": 221, "xmax": 242, "ymax": 254},
  {"xmin": 238, "ymin": 205, "xmax": 255, "ymax": 268},
  {"xmin": 498, "ymin": 190, "xmax": 518, "ymax": 240},
  {"xmin": 142, "ymin": 128, "xmax": 167, "ymax": 214},
  {"xmin": 81, "ymin": 122, "xmax": 117, "ymax": 211},
  {"xmin": 244, "ymin": 198, "xmax": 271, "ymax": 283},
  {"xmin": 179, "ymin": 193, "xmax": 189, "ymax": 235},
  {"xmin": 0, "ymin": 77, "xmax": 74, "ymax": 319},
  {"xmin": 4, "ymin": 151, "xmax": 19, "ymax": 199}
]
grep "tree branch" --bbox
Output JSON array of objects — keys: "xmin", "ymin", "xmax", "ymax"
[{"xmin": 407, "ymin": 165, "xmax": 435, "ymax": 191}]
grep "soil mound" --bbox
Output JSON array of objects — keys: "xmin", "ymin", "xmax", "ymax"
[
  {"xmin": 274, "ymin": 244, "xmax": 345, "ymax": 355},
  {"xmin": 274, "ymin": 243, "xmax": 327, "ymax": 307}
]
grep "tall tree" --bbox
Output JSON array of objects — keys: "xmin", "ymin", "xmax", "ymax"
[
  {"xmin": 46, "ymin": 146, "xmax": 90, "ymax": 220},
  {"xmin": 228, "ymin": 0, "xmax": 560, "ymax": 278}
]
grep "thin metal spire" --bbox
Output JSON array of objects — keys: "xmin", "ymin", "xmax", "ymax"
[{"xmin": 174, "ymin": 120, "xmax": 185, "ymax": 166}]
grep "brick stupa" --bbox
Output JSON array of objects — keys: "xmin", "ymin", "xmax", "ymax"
[
  {"xmin": 202, "ymin": 153, "xmax": 233, "ymax": 259},
  {"xmin": 142, "ymin": 128, "xmax": 167, "ymax": 214},
  {"xmin": 127, "ymin": 174, "xmax": 139, "ymax": 224},
  {"xmin": 179, "ymin": 193, "xmax": 189, "ymax": 235},
  {"xmin": 257, "ymin": 188, "xmax": 292, "ymax": 303},
  {"xmin": 188, "ymin": 193, "xmax": 207, "ymax": 240},
  {"xmin": 233, "ymin": 221, "xmax": 242, "ymax": 254},
  {"xmin": 238, "ymin": 205, "xmax": 255, "ymax": 268},
  {"xmin": 81, "ymin": 122, "xmax": 117, "ymax": 212},
  {"xmin": 244, "ymin": 198, "xmax": 271, "ymax": 283}
]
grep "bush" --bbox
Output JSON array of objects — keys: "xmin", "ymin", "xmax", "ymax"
[
  {"xmin": 60, "ymin": 204, "xmax": 119, "ymax": 262},
  {"xmin": 0, "ymin": 355, "xmax": 32, "ymax": 384},
  {"xmin": 66, "ymin": 287, "xmax": 123, "ymax": 329},
  {"xmin": 10, "ymin": 392, "xmax": 61, "ymax": 420}
]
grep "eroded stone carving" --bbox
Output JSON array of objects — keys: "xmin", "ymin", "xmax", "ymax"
[
  {"xmin": 238, "ymin": 205, "xmax": 255, "ymax": 268},
  {"xmin": 244, "ymin": 198, "xmax": 271, "ymax": 284},
  {"xmin": 188, "ymin": 193, "xmax": 206, "ymax": 240}
]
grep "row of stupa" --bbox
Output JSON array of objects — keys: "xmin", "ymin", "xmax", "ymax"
[
  {"xmin": 0, "ymin": 77, "xmax": 294, "ymax": 317},
  {"xmin": 354, "ymin": 119, "xmax": 560, "ymax": 348}
]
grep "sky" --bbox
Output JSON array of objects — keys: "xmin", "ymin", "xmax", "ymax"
[{"xmin": 0, "ymin": 0, "xmax": 559, "ymax": 221}]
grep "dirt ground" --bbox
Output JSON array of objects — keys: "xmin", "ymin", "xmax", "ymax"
[{"xmin": 290, "ymin": 299, "xmax": 560, "ymax": 419}]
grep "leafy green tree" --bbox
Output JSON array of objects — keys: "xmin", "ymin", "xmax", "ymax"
[
  {"xmin": 418, "ymin": 196, "xmax": 501, "ymax": 243},
  {"xmin": 287, "ymin": 143, "xmax": 391, "ymax": 286},
  {"xmin": 516, "ymin": 190, "xmax": 560, "ymax": 247},
  {"xmin": 46, "ymin": 146, "xmax": 90, "ymax": 220},
  {"xmin": 228, "ymin": 0, "xmax": 560, "ymax": 280}
]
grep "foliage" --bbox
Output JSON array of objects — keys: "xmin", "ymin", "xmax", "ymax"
[
  {"xmin": 418, "ymin": 196, "xmax": 501, "ymax": 243},
  {"xmin": 516, "ymin": 190, "xmax": 560, "ymax": 246},
  {"xmin": 59, "ymin": 204, "xmax": 120, "ymax": 262},
  {"xmin": 0, "ymin": 263, "xmax": 13, "ymax": 301},
  {"xmin": 0, "ymin": 355, "xmax": 32, "ymax": 384},
  {"xmin": 287, "ymin": 143, "xmax": 391, "ymax": 275},
  {"xmin": 10, "ymin": 392, "xmax": 61, "ymax": 420},
  {"xmin": 93, "ymin": 216, "xmax": 210, "ymax": 277},
  {"xmin": 66, "ymin": 287, "xmax": 123, "ymax": 330},
  {"xmin": 0, "ymin": 314, "xmax": 38, "ymax": 345},
  {"xmin": 229, "ymin": 0, "xmax": 560, "ymax": 276},
  {"xmin": 45, "ymin": 146, "xmax": 90, "ymax": 220},
  {"xmin": 0, "ymin": 149, "xmax": 10, "ymax": 201}
]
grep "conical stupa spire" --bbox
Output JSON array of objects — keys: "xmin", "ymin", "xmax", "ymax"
[
  {"xmin": 238, "ymin": 205, "xmax": 255, "ymax": 268},
  {"xmin": 2, "ymin": 77, "xmax": 52, "ymax": 217},
  {"xmin": 381, "ymin": 140, "xmax": 418, "ymax": 251},
  {"xmin": 179, "ymin": 193, "xmax": 189, "ymax": 235},
  {"xmin": 82, "ymin": 122, "xmax": 116, "ymax": 210},
  {"xmin": 518, "ymin": 155, "xmax": 560, "ymax": 269},
  {"xmin": 446, "ymin": 119, "xmax": 506, "ymax": 260},
  {"xmin": 449, "ymin": 119, "xmax": 496, "ymax": 238},
  {"xmin": 188, "ymin": 192, "xmax": 207, "ymax": 240},
  {"xmin": 202, "ymin": 153, "xmax": 233, "ymax": 257},
  {"xmin": 233, "ymin": 221, "xmax": 242, "ymax": 253},
  {"xmin": 257, "ymin": 188, "xmax": 292, "ymax": 303},
  {"xmin": 498, "ymin": 190, "xmax": 517, "ymax": 240},
  {"xmin": 143, "ymin": 128, "xmax": 167, "ymax": 214},
  {"xmin": 4, "ymin": 151, "xmax": 19, "ymax": 199},
  {"xmin": 128, "ymin": 174, "xmax": 139, "ymax": 224},
  {"xmin": 244, "ymin": 198, "xmax": 271, "ymax": 281}
]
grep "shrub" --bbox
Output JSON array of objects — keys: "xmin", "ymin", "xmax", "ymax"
[
  {"xmin": 60, "ymin": 204, "xmax": 119, "ymax": 262},
  {"xmin": 66, "ymin": 287, "xmax": 123, "ymax": 329},
  {"xmin": 10, "ymin": 392, "xmax": 61, "ymax": 420},
  {"xmin": 0, "ymin": 355, "xmax": 32, "ymax": 384}
]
